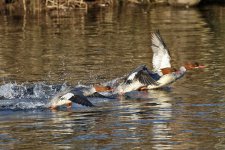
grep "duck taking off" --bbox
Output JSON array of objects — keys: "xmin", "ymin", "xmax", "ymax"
[
  {"xmin": 115, "ymin": 30, "xmax": 205, "ymax": 93},
  {"xmin": 49, "ymin": 84, "xmax": 114, "ymax": 109},
  {"xmin": 49, "ymin": 87, "xmax": 94, "ymax": 109}
]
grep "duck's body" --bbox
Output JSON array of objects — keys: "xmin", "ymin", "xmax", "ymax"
[
  {"xmin": 76, "ymin": 84, "xmax": 112, "ymax": 96},
  {"xmin": 49, "ymin": 87, "xmax": 95, "ymax": 109},
  {"xmin": 114, "ymin": 65, "xmax": 159, "ymax": 94},
  {"xmin": 145, "ymin": 66, "xmax": 187, "ymax": 90},
  {"xmin": 49, "ymin": 84, "xmax": 114, "ymax": 109},
  {"xmin": 49, "ymin": 30, "xmax": 205, "ymax": 104},
  {"xmin": 115, "ymin": 30, "xmax": 205, "ymax": 94}
]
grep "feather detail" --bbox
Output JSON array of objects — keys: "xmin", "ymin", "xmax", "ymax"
[{"xmin": 151, "ymin": 31, "xmax": 171, "ymax": 73}]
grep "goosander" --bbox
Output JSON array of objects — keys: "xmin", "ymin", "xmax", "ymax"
[
  {"xmin": 114, "ymin": 65, "xmax": 159, "ymax": 94},
  {"xmin": 49, "ymin": 84, "xmax": 113, "ymax": 109},
  {"xmin": 115, "ymin": 30, "xmax": 205, "ymax": 93},
  {"xmin": 49, "ymin": 87, "xmax": 94, "ymax": 109}
]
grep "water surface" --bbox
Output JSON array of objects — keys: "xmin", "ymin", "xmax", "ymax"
[{"xmin": 0, "ymin": 5, "xmax": 225, "ymax": 149}]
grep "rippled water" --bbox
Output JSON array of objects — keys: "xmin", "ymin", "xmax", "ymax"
[{"xmin": 0, "ymin": 4, "xmax": 225, "ymax": 149}]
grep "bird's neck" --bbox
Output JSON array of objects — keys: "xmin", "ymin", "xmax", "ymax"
[{"xmin": 161, "ymin": 68, "xmax": 176, "ymax": 75}]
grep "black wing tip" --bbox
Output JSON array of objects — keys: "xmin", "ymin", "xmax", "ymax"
[
  {"xmin": 153, "ymin": 29, "xmax": 162, "ymax": 39},
  {"xmin": 70, "ymin": 95, "xmax": 95, "ymax": 107},
  {"xmin": 156, "ymin": 29, "xmax": 160, "ymax": 34},
  {"xmin": 151, "ymin": 29, "xmax": 160, "ymax": 36},
  {"xmin": 151, "ymin": 29, "xmax": 170, "ymax": 54}
]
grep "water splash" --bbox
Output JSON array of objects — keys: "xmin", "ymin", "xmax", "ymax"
[
  {"xmin": 0, "ymin": 79, "xmax": 119, "ymax": 110},
  {"xmin": 0, "ymin": 82, "xmax": 68, "ymax": 99},
  {"xmin": 0, "ymin": 82, "xmax": 69, "ymax": 110}
]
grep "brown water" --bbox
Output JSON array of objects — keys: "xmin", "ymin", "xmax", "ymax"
[{"xmin": 0, "ymin": 4, "xmax": 225, "ymax": 149}]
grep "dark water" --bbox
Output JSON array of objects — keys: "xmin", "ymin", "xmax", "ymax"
[{"xmin": 0, "ymin": 4, "xmax": 225, "ymax": 149}]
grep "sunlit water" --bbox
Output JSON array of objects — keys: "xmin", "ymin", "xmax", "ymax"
[{"xmin": 0, "ymin": 4, "xmax": 225, "ymax": 149}]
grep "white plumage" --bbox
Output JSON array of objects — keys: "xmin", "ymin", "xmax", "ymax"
[
  {"xmin": 151, "ymin": 31, "xmax": 171, "ymax": 73},
  {"xmin": 127, "ymin": 72, "xmax": 138, "ymax": 80},
  {"xmin": 114, "ymin": 30, "xmax": 189, "ymax": 93},
  {"xmin": 60, "ymin": 93, "xmax": 74, "ymax": 100}
]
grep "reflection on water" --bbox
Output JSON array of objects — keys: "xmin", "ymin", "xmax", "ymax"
[{"xmin": 0, "ymin": 4, "xmax": 225, "ymax": 149}]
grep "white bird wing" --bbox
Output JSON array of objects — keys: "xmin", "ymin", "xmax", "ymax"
[{"xmin": 151, "ymin": 30, "xmax": 171, "ymax": 72}]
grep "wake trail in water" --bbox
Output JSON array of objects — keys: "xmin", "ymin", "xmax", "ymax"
[{"xmin": 0, "ymin": 77, "xmax": 121, "ymax": 110}]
